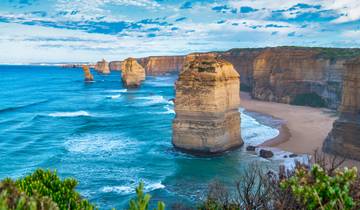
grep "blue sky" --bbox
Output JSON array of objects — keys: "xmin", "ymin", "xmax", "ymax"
[{"xmin": 0, "ymin": 0, "xmax": 359, "ymax": 63}]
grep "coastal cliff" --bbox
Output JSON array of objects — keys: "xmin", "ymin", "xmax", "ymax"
[
  {"xmin": 251, "ymin": 47, "xmax": 346, "ymax": 109},
  {"xmin": 121, "ymin": 58, "xmax": 146, "ymax": 88},
  {"xmin": 172, "ymin": 56, "xmax": 243, "ymax": 154},
  {"xmin": 95, "ymin": 59, "xmax": 110, "ymax": 74},
  {"xmin": 323, "ymin": 57, "xmax": 360, "ymax": 160},
  {"xmin": 137, "ymin": 56, "xmax": 185, "ymax": 75},
  {"xmin": 109, "ymin": 61, "xmax": 122, "ymax": 71}
]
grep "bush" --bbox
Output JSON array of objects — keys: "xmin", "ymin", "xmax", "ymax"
[
  {"xmin": 128, "ymin": 182, "xmax": 165, "ymax": 210},
  {"xmin": 281, "ymin": 164, "xmax": 357, "ymax": 210},
  {"xmin": 291, "ymin": 92, "xmax": 327, "ymax": 107},
  {"xmin": 0, "ymin": 178, "xmax": 58, "ymax": 210}
]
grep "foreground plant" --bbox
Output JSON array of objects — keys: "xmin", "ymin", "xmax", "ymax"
[
  {"xmin": 281, "ymin": 164, "xmax": 357, "ymax": 210},
  {"xmin": 129, "ymin": 182, "xmax": 165, "ymax": 210}
]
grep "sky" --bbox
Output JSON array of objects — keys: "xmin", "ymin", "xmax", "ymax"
[{"xmin": 0, "ymin": 0, "xmax": 360, "ymax": 63}]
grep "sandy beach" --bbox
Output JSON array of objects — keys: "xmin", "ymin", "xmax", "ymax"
[{"xmin": 241, "ymin": 92, "xmax": 337, "ymax": 155}]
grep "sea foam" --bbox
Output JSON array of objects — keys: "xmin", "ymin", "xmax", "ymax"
[
  {"xmin": 136, "ymin": 95, "xmax": 172, "ymax": 106},
  {"xmin": 48, "ymin": 111, "xmax": 90, "ymax": 117},
  {"xmin": 101, "ymin": 182, "xmax": 165, "ymax": 195}
]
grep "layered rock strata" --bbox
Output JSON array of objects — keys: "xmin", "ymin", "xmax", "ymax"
[
  {"xmin": 251, "ymin": 47, "xmax": 346, "ymax": 108},
  {"xmin": 95, "ymin": 59, "xmax": 110, "ymax": 74},
  {"xmin": 137, "ymin": 56, "xmax": 185, "ymax": 75},
  {"xmin": 121, "ymin": 58, "xmax": 146, "ymax": 88},
  {"xmin": 172, "ymin": 56, "xmax": 243, "ymax": 154},
  {"xmin": 82, "ymin": 65, "xmax": 94, "ymax": 82},
  {"xmin": 109, "ymin": 61, "xmax": 122, "ymax": 71},
  {"xmin": 323, "ymin": 57, "xmax": 360, "ymax": 160}
]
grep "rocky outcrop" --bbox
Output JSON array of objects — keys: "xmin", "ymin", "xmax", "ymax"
[
  {"xmin": 121, "ymin": 58, "xmax": 146, "ymax": 88},
  {"xmin": 323, "ymin": 57, "xmax": 360, "ymax": 160},
  {"xmin": 251, "ymin": 47, "xmax": 346, "ymax": 109},
  {"xmin": 95, "ymin": 59, "xmax": 110, "ymax": 74},
  {"xmin": 109, "ymin": 61, "xmax": 122, "ymax": 71},
  {"xmin": 82, "ymin": 65, "xmax": 94, "ymax": 82},
  {"xmin": 172, "ymin": 56, "xmax": 243, "ymax": 154},
  {"xmin": 137, "ymin": 56, "xmax": 185, "ymax": 75}
]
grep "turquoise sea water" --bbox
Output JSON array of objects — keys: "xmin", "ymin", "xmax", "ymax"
[{"xmin": 0, "ymin": 65, "xmax": 292, "ymax": 209}]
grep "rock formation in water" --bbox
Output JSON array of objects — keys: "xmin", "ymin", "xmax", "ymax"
[
  {"xmin": 323, "ymin": 57, "xmax": 360, "ymax": 160},
  {"xmin": 82, "ymin": 65, "xmax": 94, "ymax": 82},
  {"xmin": 137, "ymin": 56, "xmax": 185, "ymax": 75},
  {"xmin": 121, "ymin": 58, "xmax": 146, "ymax": 88},
  {"xmin": 95, "ymin": 59, "xmax": 110, "ymax": 74},
  {"xmin": 172, "ymin": 56, "xmax": 243, "ymax": 154}
]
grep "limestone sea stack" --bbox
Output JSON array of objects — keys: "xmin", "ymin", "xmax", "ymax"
[
  {"xmin": 82, "ymin": 65, "xmax": 94, "ymax": 82},
  {"xmin": 121, "ymin": 58, "xmax": 146, "ymax": 88},
  {"xmin": 172, "ymin": 56, "xmax": 243, "ymax": 154},
  {"xmin": 95, "ymin": 59, "xmax": 110, "ymax": 74},
  {"xmin": 323, "ymin": 57, "xmax": 360, "ymax": 160}
]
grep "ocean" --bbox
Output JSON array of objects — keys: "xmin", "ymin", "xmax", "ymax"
[{"xmin": 0, "ymin": 65, "xmax": 303, "ymax": 209}]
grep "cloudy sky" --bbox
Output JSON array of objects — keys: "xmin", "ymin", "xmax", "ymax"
[{"xmin": 0, "ymin": 0, "xmax": 359, "ymax": 63}]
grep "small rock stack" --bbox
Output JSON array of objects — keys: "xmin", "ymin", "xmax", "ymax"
[
  {"xmin": 172, "ymin": 56, "xmax": 243, "ymax": 154},
  {"xmin": 82, "ymin": 65, "xmax": 94, "ymax": 82},
  {"xmin": 95, "ymin": 59, "xmax": 110, "ymax": 74},
  {"xmin": 323, "ymin": 57, "xmax": 360, "ymax": 160},
  {"xmin": 121, "ymin": 58, "xmax": 146, "ymax": 88}
]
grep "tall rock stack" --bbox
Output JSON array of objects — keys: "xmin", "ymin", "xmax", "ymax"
[
  {"xmin": 172, "ymin": 56, "xmax": 243, "ymax": 154},
  {"xmin": 323, "ymin": 57, "xmax": 360, "ymax": 160},
  {"xmin": 82, "ymin": 65, "xmax": 94, "ymax": 82},
  {"xmin": 95, "ymin": 59, "xmax": 110, "ymax": 74},
  {"xmin": 121, "ymin": 58, "xmax": 146, "ymax": 88}
]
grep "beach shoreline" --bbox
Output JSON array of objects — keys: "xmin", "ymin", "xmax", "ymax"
[{"xmin": 240, "ymin": 92, "xmax": 337, "ymax": 155}]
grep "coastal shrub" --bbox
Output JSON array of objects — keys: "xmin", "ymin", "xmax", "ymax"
[
  {"xmin": 0, "ymin": 178, "xmax": 58, "ymax": 210},
  {"xmin": 129, "ymin": 182, "xmax": 165, "ymax": 210},
  {"xmin": 281, "ymin": 164, "xmax": 357, "ymax": 210},
  {"xmin": 291, "ymin": 92, "xmax": 326, "ymax": 107},
  {"xmin": 15, "ymin": 169, "xmax": 96, "ymax": 210}
]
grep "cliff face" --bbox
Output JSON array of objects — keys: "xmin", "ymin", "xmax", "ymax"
[
  {"xmin": 121, "ymin": 58, "xmax": 146, "ymax": 88},
  {"xmin": 323, "ymin": 57, "xmax": 360, "ymax": 160},
  {"xmin": 137, "ymin": 56, "xmax": 185, "ymax": 75},
  {"xmin": 95, "ymin": 59, "xmax": 110, "ymax": 74},
  {"xmin": 172, "ymin": 56, "xmax": 243, "ymax": 154},
  {"xmin": 251, "ymin": 48, "xmax": 345, "ymax": 108},
  {"xmin": 82, "ymin": 65, "xmax": 94, "ymax": 82},
  {"xmin": 109, "ymin": 61, "xmax": 122, "ymax": 71}
]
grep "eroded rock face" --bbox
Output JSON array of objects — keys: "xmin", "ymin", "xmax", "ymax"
[
  {"xmin": 172, "ymin": 56, "xmax": 243, "ymax": 154},
  {"xmin": 95, "ymin": 59, "xmax": 110, "ymax": 74},
  {"xmin": 323, "ymin": 57, "xmax": 360, "ymax": 160},
  {"xmin": 109, "ymin": 61, "xmax": 122, "ymax": 71},
  {"xmin": 137, "ymin": 56, "xmax": 185, "ymax": 75},
  {"xmin": 121, "ymin": 58, "xmax": 146, "ymax": 88},
  {"xmin": 251, "ymin": 48, "xmax": 345, "ymax": 108},
  {"xmin": 82, "ymin": 65, "xmax": 94, "ymax": 82}
]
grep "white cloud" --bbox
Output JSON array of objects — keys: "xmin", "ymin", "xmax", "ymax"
[{"xmin": 325, "ymin": 0, "xmax": 360, "ymax": 23}]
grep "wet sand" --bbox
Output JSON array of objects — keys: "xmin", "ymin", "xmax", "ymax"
[{"xmin": 241, "ymin": 92, "xmax": 337, "ymax": 155}]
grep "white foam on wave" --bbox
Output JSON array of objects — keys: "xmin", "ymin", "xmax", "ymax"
[
  {"xmin": 64, "ymin": 134, "xmax": 138, "ymax": 154},
  {"xmin": 240, "ymin": 108, "xmax": 279, "ymax": 146},
  {"xmin": 101, "ymin": 182, "xmax": 165, "ymax": 195},
  {"xmin": 106, "ymin": 89, "xmax": 127, "ymax": 93},
  {"xmin": 136, "ymin": 95, "xmax": 172, "ymax": 106},
  {"xmin": 49, "ymin": 111, "xmax": 90, "ymax": 117},
  {"xmin": 106, "ymin": 94, "xmax": 121, "ymax": 99}
]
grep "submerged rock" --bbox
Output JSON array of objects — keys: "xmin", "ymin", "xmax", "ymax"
[
  {"xmin": 323, "ymin": 57, "xmax": 360, "ymax": 160},
  {"xmin": 121, "ymin": 58, "xmax": 146, "ymax": 88},
  {"xmin": 82, "ymin": 65, "xmax": 94, "ymax": 82},
  {"xmin": 172, "ymin": 56, "xmax": 243, "ymax": 154},
  {"xmin": 259, "ymin": 149, "xmax": 274, "ymax": 158},
  {"xmin": 95, "ymin": 59, "xmax": 110, "ymax": 74}
]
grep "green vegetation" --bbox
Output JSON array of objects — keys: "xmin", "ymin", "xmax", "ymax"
[
  {"xmin": 129, "ymin": 182, "xmax": 165, "ymax": 210},
  {"xmin": 1, "ymin": 152, "xmax": 360, "ymax": 210},
  {"xmin": 291, "ymin": 92, "xmax": 327, "ymax": 107},
  {"xmin": 281, "ymin": 164, "xmax": 357, "ymax": 210}
]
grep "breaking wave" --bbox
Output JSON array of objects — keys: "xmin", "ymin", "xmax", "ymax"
[{"xmin": 48, "ymin": 111, "xmax": 90, "ymax": 117}]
